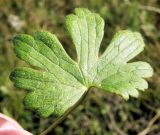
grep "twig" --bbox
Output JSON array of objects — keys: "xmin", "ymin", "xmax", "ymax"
[
  {"xmin": 108, "ymin": 111, "xmax": 127, "ymax": 135},
  {"xmin": 137, "ymin": 110, "xmax": 160, "ymax": 135},
  {"xmin": 138, "ymin": 5, "xmax": 160, "ymax": 14},
  {"xmin": 126, "ymin": 1, "xmax": 160, "ymax": 14},
  {"xmin": 40, "ymin": 88, "xmax": 91, "ymax": 135}
]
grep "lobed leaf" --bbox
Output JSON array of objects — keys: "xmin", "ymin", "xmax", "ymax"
[{"xmin": 10, "ymin": 8, "xmax": 153, "ymax": 117}]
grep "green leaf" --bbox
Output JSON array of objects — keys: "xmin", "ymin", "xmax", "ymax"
[
  {"xmin": 66, "ymin": 8, "xmax": 104, "ymax": 85},
  {"xmin": 10, "ymin": 8, "xmax": 153, "ymax": 117}
]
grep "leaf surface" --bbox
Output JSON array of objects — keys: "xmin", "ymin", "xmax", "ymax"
[{"xmin": 10, "ymin": 8, "xmax": 153, "ymax": 117}]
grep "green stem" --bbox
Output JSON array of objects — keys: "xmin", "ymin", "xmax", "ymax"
[{"xmin": 40, "ymin": 88, "xmax": 91, "ymax": 135}]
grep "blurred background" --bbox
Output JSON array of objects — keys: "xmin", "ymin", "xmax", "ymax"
[{"xmin": 0, "ymin": 0, "xmax": 160, "ymax": 135}]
